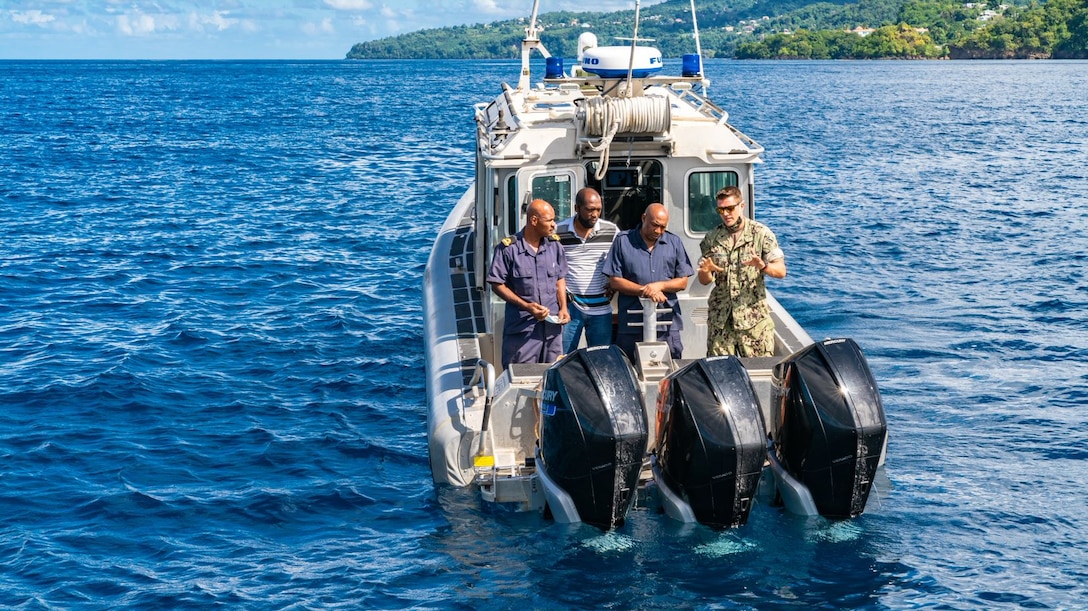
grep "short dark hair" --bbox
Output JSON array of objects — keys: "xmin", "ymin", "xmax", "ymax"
[
  {"xmin": 575, "ymin": 186, "xmax": 601, "ymax": 209},
  {"xmin": 716, "ymin": 186, "xmax": 743, "ymax": 202}
]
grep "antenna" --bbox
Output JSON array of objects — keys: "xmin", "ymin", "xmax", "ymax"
[
  {"xmin": 528, "ymin": 0, "xmax": 541, "ymax": 40},
  {"xmin": 690, "ymin": 0, "xmax": 709, "ymax": 94},
  {"xmin": 624, "ymin": 0, "xmax": 642, "ymax": 96},
  {"xmin": 689, "ymin": 0, "xmax": 703, "ymax": 62},
  {"xmin": 519, "ymin": 0, "xmax": 551, "ymax": 90}
]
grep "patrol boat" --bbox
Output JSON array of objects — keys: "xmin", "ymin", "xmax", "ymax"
[{"xmin": 423, "ymin": 0, "xmax": 887, "ymax": 531}]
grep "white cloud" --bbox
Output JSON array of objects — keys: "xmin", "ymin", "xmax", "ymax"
[
  {"xmin": 1, "ymin": 0, "xmax": 670, "ymax": 59},
  {"xmin": 472, "ymin": 0, "xmax": 502, "ymax": 14},
  {"xmin": 117, "ymin": 13, "xmax": 156, "ymax": 36},
  {"xmin": 10, "ymin": 10, "xmax": 57, "ymax": 26},
  {"xmin": 302, "ymin": 17, "xmax": 335, "ymax": 35},
  {"xmin": 324, "ymin": 0, "xmax": 372, "ymax": 10},
  {"xmin": 189, "ymin": 11, "xmax": 238, "ymax": 32},
  {"xmin": 116, "ymin": 12, "xmax": 179, "ymax": 36}
]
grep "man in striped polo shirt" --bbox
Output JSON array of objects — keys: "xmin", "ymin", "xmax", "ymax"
[{"xmin": 556, "ymin": 187, "xmax": 618, "ymax": 353}]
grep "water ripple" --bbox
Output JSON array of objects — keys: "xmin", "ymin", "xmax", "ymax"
[{"xmin": 0, "ymin": 59, "xmax": 1086, "ymax": 609}]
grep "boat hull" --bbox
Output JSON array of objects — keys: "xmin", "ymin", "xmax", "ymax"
[{"xmin": 424, "ymin": 188, "xmax": 481, "ymax": 487}]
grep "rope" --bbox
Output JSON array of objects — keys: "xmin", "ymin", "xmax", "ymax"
[{"xmin": 582, "ymin": 96, "xmax": 671, "ymax": 179}]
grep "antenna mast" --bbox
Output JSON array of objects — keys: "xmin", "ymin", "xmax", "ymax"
[
  {"xmin": 690, "ymin": 0, "xmax": 708, "ymax": 94},
  {"xmin": 519, "ymin": 0, "xmax": 551, "ymax": 90},
  {"xmin": 624, "ymin": 0, "xmax": 642, "ymax": 96}
]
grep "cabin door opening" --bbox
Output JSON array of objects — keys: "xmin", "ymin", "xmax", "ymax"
[{"xmin": 585, "ymin": 159, "xmax": 663, "ymax": 231}]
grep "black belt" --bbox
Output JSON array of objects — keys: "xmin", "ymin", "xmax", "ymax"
[{"xmin": 568, "ymin": 292, "xmax": 611, "ymax": 307}]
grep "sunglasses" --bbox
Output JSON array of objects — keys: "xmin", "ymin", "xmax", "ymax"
[{"xmin": 716, "ymin": 203, "xmax": 741, "ymax": 214}]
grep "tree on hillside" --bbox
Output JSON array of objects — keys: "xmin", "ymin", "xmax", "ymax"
[
  {"xmin": 856, "ymin": 23, "xmax": 945, "ymax": 56},
  {"xmin": 949, "ymin": 0, "xmax": 1087, "ymax": 57},
  {"xmin": 345, "ymin": 0, "xmax": 1082, "ymax": 60},
  {"xmin": 736, "ymin": 21, "xmax": 941, "ymax": 57},
  {"xmin": 1053, "ymin": 0, "xmax": 1088, "ymax": 56},
  {"xmin": 899, "ymin": 0, "xmax": 983, "ymax": 43}
]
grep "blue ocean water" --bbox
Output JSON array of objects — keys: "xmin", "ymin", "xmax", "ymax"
[{"xmin": 1, "ymin": 58, "xmax": 1085, "ymax": 609}]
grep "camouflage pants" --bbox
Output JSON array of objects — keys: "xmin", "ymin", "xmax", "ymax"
[{"xmin": 707, "ymin": 312, "xmax": 775, "ymax": 357}]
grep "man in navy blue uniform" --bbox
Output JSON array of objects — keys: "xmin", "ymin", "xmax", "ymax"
[
  {"xmin": 487, "ymin": 199, "xmax": 570, "ymax": 368},
  {"xmin": 602, "ymin": 203, "xmax": 693, "ymax": 361}
]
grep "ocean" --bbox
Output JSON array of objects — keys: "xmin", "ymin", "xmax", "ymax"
[{"xmin": 1, "ymin": 58, "xmax": 1086, "ymax": 609}]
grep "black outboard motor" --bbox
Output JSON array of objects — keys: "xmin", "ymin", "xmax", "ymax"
[
  {"xmin": 655, "ymin": 356, "xmax": 767, "ymax": 529},
  {"xmin": 539, "ymin": 345, "xmax": 649, "ymax": 531},
  {"xmin": 772, "ymin": 338, "xmax": 887, "ymax": 519}
]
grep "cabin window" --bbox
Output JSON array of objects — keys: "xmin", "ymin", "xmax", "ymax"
[
  {"xmin": 510, "ymin": 169, "xmax": 578, "ymax": 233},
  {"xmin": 585, "ymin": 160, "xmax": 663, "ymax": 231},
  {"xmin": 529, "ymin": 174, "xmax": 573, "ymax": 220},
  {"xmin": 688, "ymin": 171, "xmax": 739, "ymax": 232}
]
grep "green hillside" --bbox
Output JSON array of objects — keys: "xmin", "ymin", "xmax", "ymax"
[{"xmin": 346, "ymin": 0, "xmax": 1087, "ymax": 60}]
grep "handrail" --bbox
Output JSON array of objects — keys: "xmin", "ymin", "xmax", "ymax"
[
  {"xmin": 469, "ymin": 359, "xmax": 498, "ymax": 468},
  {"xmin": 479, "ymin": 151, "xmax": 541, "ymax": 162},
  {"xmin": 629, "ymin": 296, "xmax": 675, "ymax": 343},
  {"xmin": 467, "ymin": 359, "xmax": 495, "ymax": 411}
]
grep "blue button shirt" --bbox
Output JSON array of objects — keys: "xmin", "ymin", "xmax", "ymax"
[
  {"xmin": 602, "ymin": 226, "xmax": 693, "ymax": 334},
  {"xmin": 486, "ymin": 231, "xmax": 567, "ymax": 336}
]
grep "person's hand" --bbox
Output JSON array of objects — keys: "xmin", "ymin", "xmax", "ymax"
[
  {"xmin": 699, "ymin": 256, "xmax": 724, "ymax": 274},
  {"xmin": 743, "ymin": 249, "xmax": 764, "ymax": 269},
  {"xmin": 557, "ymin": 307, "xmax": 571, "ymax": 324},
  {"xmin": 640, "ymin": 282, "xmax": 667, "ymax": 303},
  {"xmin": 527, "ymin": 302, "xmax": 550, "ymax": 320}
]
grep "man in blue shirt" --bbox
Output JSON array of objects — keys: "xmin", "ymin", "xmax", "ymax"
[
  {"xmin": 487, "ymin": 199, "xmax": 570, "ymax": 368},
  {"xmin": 602, "ymin": 203, "xmax": 693, "ymax": 361}
]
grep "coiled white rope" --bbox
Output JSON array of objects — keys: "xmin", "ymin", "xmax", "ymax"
[{"xmin": 582, "ymin": 95, "xmax": 671, "ymax": 179}]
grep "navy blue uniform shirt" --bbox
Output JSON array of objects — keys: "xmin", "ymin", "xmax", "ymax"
[
  {"xmin": 602, "ymin": 226, "xmax": 693, "ymax": 335},
  {"xmin": 486, "ymin": 230, "xmax": 567, "ymax": 366}
]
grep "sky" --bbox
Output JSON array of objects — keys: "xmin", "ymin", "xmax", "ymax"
[{"xmin": 0, "ymin": 0, "xmax": 666, "ymax": 60}]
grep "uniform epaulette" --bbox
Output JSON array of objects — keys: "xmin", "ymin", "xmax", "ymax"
[
  {"xmin": 547, "ymin": 233, "xmax": 560, "ymax": 241},
  {"xmin": 500, "ymin": 236, "xmax": 515, "ymax": 247}
]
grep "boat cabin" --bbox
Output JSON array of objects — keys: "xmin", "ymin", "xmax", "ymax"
[{"xmin": 468, "ymin": 72, "xmax": 810, "ymax": 373}]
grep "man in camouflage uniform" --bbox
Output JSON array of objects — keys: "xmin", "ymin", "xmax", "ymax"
[{"xmin": 697, "ymin": 186, "xmax": 786, "ymax": 357}]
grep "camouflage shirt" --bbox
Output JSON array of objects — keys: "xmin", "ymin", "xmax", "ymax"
[{"xmin": 699, "ymin": 219, "xmax": 783, "ymax": 332}]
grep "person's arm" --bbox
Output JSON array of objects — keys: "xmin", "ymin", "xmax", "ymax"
[
  {"xmin": 744, "ymin": 252, "xmax": 786, "ymax": 279},
  {"xmin": 610, "ymin": 276, "xmax": 687, "ymax": 303},
  {"xmin": 490, "ymin": 282, "xmax": 549, "ymax": 320},
  {"xmin": 608, "ymin": 276, "xmax": 643, "ymax": 297},
  {"xmin": 761, "ymin": 257, "xmax": 786, "ymax": 279},
  {"xmin": 643, "ymin": 277, "xmax": 689, "ymax": 301},
  {"xmin": 697, "ymin": 256, "xmax": 723, "ymax": 285},
  {"xmin": 556, "ymin": 278, "xmax": 570, "ymax": 323}
]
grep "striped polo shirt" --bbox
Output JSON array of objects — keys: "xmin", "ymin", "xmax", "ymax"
[{"xmin": 556, "ymin": 217, "xmax": 619, "ymax": 315}]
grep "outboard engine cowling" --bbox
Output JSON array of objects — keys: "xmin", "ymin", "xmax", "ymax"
[
  {"xmin": 772, "ymin": 338, "xmax": 887, "ymax": 519},
  {"xmin": 655, "ymin": 356, "xmax": 767, "ymax": 529},
  {"xmin": 539, "ymin": 345, "xmax": 648, "ymax": 530}
]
